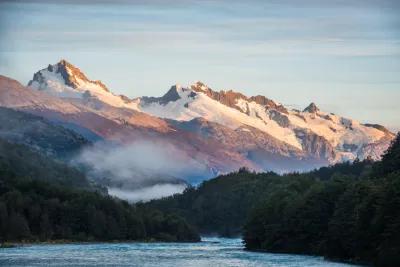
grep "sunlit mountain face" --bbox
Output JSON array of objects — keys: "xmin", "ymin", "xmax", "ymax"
[{"xmin": 0, "ymin": 60, "xmax": 394, "ymax": 188}]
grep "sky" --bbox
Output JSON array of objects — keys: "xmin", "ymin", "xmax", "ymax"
[{"xmin": 0, "ymin": 0, "xmax": 399, "ymax": 131}]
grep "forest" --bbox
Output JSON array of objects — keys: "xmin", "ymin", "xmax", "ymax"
[{"xmin": 0, "ymin": 139, "xmax": 199, "ymax": 243}]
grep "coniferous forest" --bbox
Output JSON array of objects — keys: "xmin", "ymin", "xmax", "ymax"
[
  {"xmin": 243, "ymin": 134, "xmax": 400, "ymax": 266},
  {"xmin": 0, "ymin": 139, "xmax": 199, "ymax": 243}
]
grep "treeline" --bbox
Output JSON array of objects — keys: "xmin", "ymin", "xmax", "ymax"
[
  {"xmin": 146, "ymin": 161, "xmax": 375, "ymax": 237},
  {"xmin": 0, "ymin": 138, "xmax": 199, "ymax": 243},
  {"xmin": 244, "ymin": 134, "xmax": 400, "ymax": 267}
]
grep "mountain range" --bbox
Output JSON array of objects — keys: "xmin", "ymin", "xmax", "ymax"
[{"xmin": 0, "ymin": 59, "xmax": 395, "ymax": 186}]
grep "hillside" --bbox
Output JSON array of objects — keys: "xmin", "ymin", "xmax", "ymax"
[
  {"xmin": 0, "ymin": 138, "xmax": 93, "ymax": 190},
  {"xmin": 0, "ymin": 107, "xmax": 90, "ymax": 160},
  {"xmin": 0, "ymin": 138, "xmax": 199, "ymax": 243}
]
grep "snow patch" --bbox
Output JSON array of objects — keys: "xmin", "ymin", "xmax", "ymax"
[{"xmin": 140, "ymin": 88, "xmax": 303, "ymax": 149}]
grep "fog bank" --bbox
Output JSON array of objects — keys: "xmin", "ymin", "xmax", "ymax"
[{"xmin": 108, "ymin": 183, "xmax": 187, "ymax": 203}]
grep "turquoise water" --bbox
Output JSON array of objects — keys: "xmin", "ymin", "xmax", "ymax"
[{"xmin": 0, "ymin": 237, "xmax": 360, "ymax": 267}]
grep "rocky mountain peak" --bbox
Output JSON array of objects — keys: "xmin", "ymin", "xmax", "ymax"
[
  {"xmin": 28, "ymin": 59, "xmax": 109, "ymax": 92},
  {"xmin": 303, "ymin": 102, "xmax": 319, "ymax": 113},
  {"xmin": 141, "ymin": 84, "xmax": 182, "ymax": 105},
  {"xmin": 190, "ymin": 83, "xmax": 288, "ymax": 115},
  {"xmin": 190, "ymin": 81, "xmax": 209, "ymax": 92},
  {"xmin": 26, "ymin": 60, "xmax": 143, "ymax": 110},
  {"xmin": 55, "ymin": 59, "xmax": 89, "ymax": 89},
  {"xmin": 190, "ymin": 83, "xmax": 247, "ymax": 108},
  {"xmin": 162, "ymin": 85, "xmax": 182, "ymax": 103},
  {"xmin": 249, "ymin": 95, "xmax": 288, "ymax": 114}
]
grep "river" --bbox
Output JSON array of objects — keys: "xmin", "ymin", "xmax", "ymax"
[{"xmin": 0, "ymin": 237, "xmax": 361, "ymax": 267}]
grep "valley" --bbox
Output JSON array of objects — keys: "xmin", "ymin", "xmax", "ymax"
[{"xmin": 0, "ymin": 60, "xmax": 398, "ymax": 267}]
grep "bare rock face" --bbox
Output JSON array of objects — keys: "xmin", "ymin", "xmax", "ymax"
[
  {"xmin": 269, "ymin": 110, "xmax": 290, "ymax": 128},
  {"xmin": 303, "ymin": 102, "xmax": 320, "ymax": 113},
  {"xmin": 190, "ymin": 81, "xmax": 288, "ymax": 114},
  {"xmin": 28, "ymin": 71, "xmax": 45, "ymax": 87},
  {"xmin": 294, "ymin": 128, "xmax": 336, "ymax": 160},
  {"xmin": 142, "ymin": 85, "xmax": 181, "ymax": 105},
  {"xmin": 191, "ymin": 82, "xmax": 247, "ymax": 112},
  {"xmin": 54, "ymin": 59, "xmax": 89, "ymax": 89},
  {"xmin": 249, "ymin": 95, "xmax": 288, "ymax": 114}
]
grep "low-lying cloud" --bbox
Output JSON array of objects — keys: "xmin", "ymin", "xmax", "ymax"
[
  {"xmin": 108, "ymin": 183, "xmax": 187, "ymax": 203},
  {"xmin": 77, "ymin": 140, "xmax": 208, "ymax": 201}
]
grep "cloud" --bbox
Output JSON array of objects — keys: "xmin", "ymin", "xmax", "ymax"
[
  {"xmin": 78, "ymin": 140, "xmax": 209, "ymax": 190},
  {"xmin": 108, "ymin": 183, "xmax": 187, "ymax": 203},
  {"xmin": 2, "ymin": 0, "xmax": 398, "ymax": 57}
]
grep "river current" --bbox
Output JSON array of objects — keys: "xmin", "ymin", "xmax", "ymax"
[{"xmin": 0, "ymin": 237, "xmax": 361, "ymax": 267}]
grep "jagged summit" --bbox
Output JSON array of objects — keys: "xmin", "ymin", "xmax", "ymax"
[
  {"xmin": 59, "ymin": 59, "xmax": 109, "ymax": 92},
  {"xmin": 54, "ymin": 59, "xmax": 88, "ymax": 89},
  {"xmin": 303, "ymin": 102, "xmax": 319, "ymax": 113},
  {"xmin": 28, "ymin": 59, "xmax": 109, "ymax": 92},
  {"xmin": 190, "ymin": 81, "xmax": 210, "ymax": 92},
  {"xmin": 27, "ymin": 60, "xmax": 138, "ymax": 110},
  {"xmin": 142, "ymin": 80, "xmax": 288, "ymax": 116},
  {"xmin": 141, "ymin": 84, "xmax": 183, "ymax": 105},
  {"xmin": 188, "ymin": 82, "xmax": 287, "ymax": 113}
]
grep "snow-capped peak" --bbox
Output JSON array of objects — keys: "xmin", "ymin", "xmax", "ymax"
[
  {"xmin": 27, "ymin": 60, "xmax": 139, "ymax": 110},
  {"xmin": 29, "ymin": 59, "xmax": 109, "ymax": 92}
]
